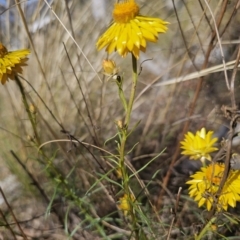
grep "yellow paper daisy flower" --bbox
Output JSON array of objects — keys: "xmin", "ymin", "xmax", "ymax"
[
  {"xmin": 186, "ymin": 163, "xmax": 240, "ymax": 211},
  {"xmin": 180, "ymin": 128, "xmax": 218, "ymax": 161},
  {"xmin": 0, "ymin": 43, "xmax": 30, "ymax": 84},
  {"xmin": 96, "ymin": 0, "xmax": 169, "ymax": 59}
]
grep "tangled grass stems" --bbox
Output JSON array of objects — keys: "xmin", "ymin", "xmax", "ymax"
[
  {"xmin": 14, "ymin": 75, "xmax": 110, "ymax": 237},
  {"xmin": 156, "ymin": 0, "xmax": 234, "ymax": 210}
]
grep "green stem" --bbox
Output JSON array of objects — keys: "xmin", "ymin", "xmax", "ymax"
[
  {"xmin": 15, "ymin": 75, "xmax": 40, "ymax": 145},
  {"xmin": 118, "ymin": 54, "xmax": 139, "ymax": 239},
  {"xmin": 117, "ymin": 78, "xmax": 128, "ymax": 113},
  {"xmin": 124, "ymin": 54, "xmax": 138, "ymax": 127},
  {"xmin": 195, "ymin": 217, "xmax": 216, "ymax": 240}
]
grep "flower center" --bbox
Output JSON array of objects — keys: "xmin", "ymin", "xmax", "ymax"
[
  {"xmin": 0, "ymin": 43, "xmax": 8, "ymax": 57},
  {"xmin": 113, "ymin": 0, "xmax": 139, "ymax": 23},
  {"xmin": 206, "ymin": 164, "xmax": 224, "ymax": 186}
]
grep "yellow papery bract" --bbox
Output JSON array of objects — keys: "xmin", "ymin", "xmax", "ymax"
[
  {"xmin": 96, "ymin": 0, "xmax": 169, "ymax": 58},
  {"xmin": 0, "ymin": 43, "xmax": 30, "ymax": 84},
  {"xmin": 180, "ymin": 128, "xmax": 218, "ymax": 161},
  {"xmin": 186, "ymin": 163, "xmax": 240, "ymax": 211}
]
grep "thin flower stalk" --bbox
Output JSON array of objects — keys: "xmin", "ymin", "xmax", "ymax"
[{"xmin": 15, "ymin": 76, "xmax": 40, "ymax": 145}]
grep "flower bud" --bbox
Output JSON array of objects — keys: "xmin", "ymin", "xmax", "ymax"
[
  {"xmin": 29, "ymin": 104, "xmax": 37, "ymax": 114},
  {"xmin": 27, "ymin": 135, "xmax": 35, "ymax": 142},
  {"xmin": 102, "ymin": 59, "xmax": 117, "ymax": 75},
  {"xmin": 115, "ymin": 120, "xmax": 123, "ymax": 129}
]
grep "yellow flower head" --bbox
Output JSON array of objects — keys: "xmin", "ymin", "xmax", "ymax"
[
  {"xmin": 186, "ymin": 163, "xmax": 240, "ymax": 211},
  {"xmin": 118, "ymin": 193, "xmax": 135, "ymax": 216},
  {"xmin": 0, "ymin": 43, "xmax": 30, "ymax": 84},
  {"xmin": 96, "ymin": 0, "xmax": 169, "ymax": 59},
  {"xmin": 180, "ymin": 128, "xmax": 218, "ymax": 161}
]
